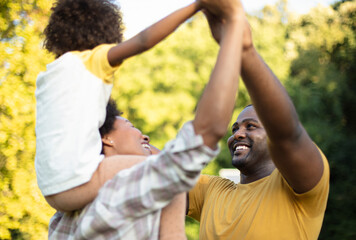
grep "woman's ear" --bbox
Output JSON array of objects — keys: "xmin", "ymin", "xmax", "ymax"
[{"xmin": 102, "ymin": 137, "xmax": 114, "ymax": 147}]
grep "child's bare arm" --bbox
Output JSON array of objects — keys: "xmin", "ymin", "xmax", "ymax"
[
  {"xmin": 45, "ymin": 155, "xmax": 146, "ymax": 212},
  {"xmin": 159, "ymin": 193, "xmax": 187, "ymax": 240},
  {"xmin": 107, "ymin": 2, "xmax": 201, "ymax": 66}
]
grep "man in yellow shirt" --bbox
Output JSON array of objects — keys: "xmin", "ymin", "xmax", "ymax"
[{"xmin": 187, "ymin": 9, "xmax": 330, "ymax": 240}]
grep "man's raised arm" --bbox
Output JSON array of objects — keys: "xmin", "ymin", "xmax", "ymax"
[{"xmin": 240, "ymin": 23, "xmax": 324, "ymax": 194}]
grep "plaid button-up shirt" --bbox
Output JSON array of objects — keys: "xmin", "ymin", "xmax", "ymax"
[{"xmin": 48, "ymin": 122, "xmax": 219, "ymax": 239}]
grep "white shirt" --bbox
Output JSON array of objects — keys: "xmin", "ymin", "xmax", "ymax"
[{"xmin": 35, "ymin": 44, "xmax": 119, "ymax": 196}]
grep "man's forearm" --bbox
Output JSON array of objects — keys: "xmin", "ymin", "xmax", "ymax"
[
  {"xmin": 241, "ymin": 41, "xmax": 325, "ymax": 194},
  {"xmin": 241, "ymin": 47, "xmax": 301, "ymax": 142}
]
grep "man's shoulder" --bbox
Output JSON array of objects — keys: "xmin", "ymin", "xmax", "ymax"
[{"xmin": 198, "ymin": 174, "xmax": 236, "ymax": 192}]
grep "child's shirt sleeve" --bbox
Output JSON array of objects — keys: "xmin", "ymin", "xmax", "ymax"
[{"xmin": 72, "ymin": 43, "xmax": 120, "ymax": 84}]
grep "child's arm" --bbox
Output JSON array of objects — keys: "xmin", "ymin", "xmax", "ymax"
[{"xmin": 107, "ymin": 2, "xmax": 201, "ymax": 66}]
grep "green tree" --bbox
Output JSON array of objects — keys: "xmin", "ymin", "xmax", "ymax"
[
  {"xmin": 1, "ymin": 0, "xmax": 354, "ymax": 239},
  {"xmin": 286, "ymin": 1, "xmax": 356, "ymax": 238},
  {"xmin": 0, "ymin": 1, "xmax": 56, "ymax": 239}
]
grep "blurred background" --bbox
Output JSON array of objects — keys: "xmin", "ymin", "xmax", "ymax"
[{"xmin": 0, "ymin": 0, "xmax": 355, "ymax": 239}]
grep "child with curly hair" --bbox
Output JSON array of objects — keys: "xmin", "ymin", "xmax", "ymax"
[{"xmin": 35, "ymin": 0, "xmax": 201, "ymax": 238}]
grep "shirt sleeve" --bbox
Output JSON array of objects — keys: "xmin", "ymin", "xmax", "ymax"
[
  {"xmin": 187, "ymin": 174, "xmax": 214, "ymax": 221},
  {"xmin": 75, "ymin": 121, "xmax": 220, "ymax": 237},
  {"xmin": 290, "ymin": 147, "xmax": 330, "ymax": 217},
  {"xmin": 73, "ymin": 43, "xmax": 120, "ymax": 84}
]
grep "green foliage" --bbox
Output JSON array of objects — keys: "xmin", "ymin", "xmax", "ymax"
[
  {"xmin": 0, "ymin": 1, "xmax": 56, "ymax": 239},
  {"xmin": 286, "ymin": 1, "xmax": 356, "ymax": 238},
  {"xmin": 0, "ymin": 0, "xmax": 355, "ymax": 239},
  {"xmin": 185, "ymin": 217, "xmax": 200, "ymax": 240}
]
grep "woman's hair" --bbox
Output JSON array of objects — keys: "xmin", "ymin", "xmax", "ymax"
[
  {"xmin": 99, "ymin": 99, "xmax": 122, "ymax": 138},
  {"xmin": 44, "ymin": 0, "xmax": 124, "ymax": 57}
]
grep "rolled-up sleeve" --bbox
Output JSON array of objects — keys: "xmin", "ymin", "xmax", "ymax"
[{"xmin": 74, "ymin": 121, "xmax": 220, "ymax": 239}]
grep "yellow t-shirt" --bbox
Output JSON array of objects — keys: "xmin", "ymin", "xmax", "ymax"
[{"xmin": 188, "ymin": 149, "xmax": 329, "ymax": 240}]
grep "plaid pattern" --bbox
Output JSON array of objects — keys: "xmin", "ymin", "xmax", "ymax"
[{"xmin": 49, "ymin": 121, "xmax": 219, "ymax": 239}]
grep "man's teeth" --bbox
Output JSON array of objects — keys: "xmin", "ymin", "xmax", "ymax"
[{"xmin": 235, "ymin": 145, "xmax": 249, "ymax": 150}]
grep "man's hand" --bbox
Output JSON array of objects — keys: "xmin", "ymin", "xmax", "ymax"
[
  {"xmin": 203, "ymin": 10, "xmax": 224, "ymax": 44},
  {"xmin": 199, "ymin": 0, "xmax": 244, "ymax": 20},
  {"xmin": 204, "ymin": 10, "xmax": 253, "ymax": 51}
]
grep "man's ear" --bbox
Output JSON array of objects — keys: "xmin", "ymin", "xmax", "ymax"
[{"xmin": 102, "ymin": 137, "xmax": 114, "ymax": 147}]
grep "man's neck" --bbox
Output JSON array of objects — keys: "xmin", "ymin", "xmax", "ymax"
[{"xmin": 239, "ymin": 162, "xmax": 276, "ymax": 184}]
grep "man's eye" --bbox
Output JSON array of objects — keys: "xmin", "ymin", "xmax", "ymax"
[
  {"xmin": 232, "ymin": 127, "xmax": 238, "ymax": 133},
  {"xmin": 247, "ymin": 124, "xmax": 256, "ymax": 129}
]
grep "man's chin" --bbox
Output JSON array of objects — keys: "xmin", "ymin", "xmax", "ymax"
[{"xmin": 231, "ymin": 156, "xmax": 246, "ymax": 169}]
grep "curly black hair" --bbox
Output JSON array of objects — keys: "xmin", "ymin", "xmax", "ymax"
[
  {"xmin": 44, "ymin": 0, "xmax": 124, "ymax": 57},
  {"xmin": 99, "ymin": 98, "xmax": 122, "ymax": 138}
]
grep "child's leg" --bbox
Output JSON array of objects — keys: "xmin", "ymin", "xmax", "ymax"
[
  {"xmin": 159, "ymin": 193, "xmax": 187, "ymax": 240},
  {"xmin": 45, "ymin": 155, "xmax": 146, "ymax": 212}
]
